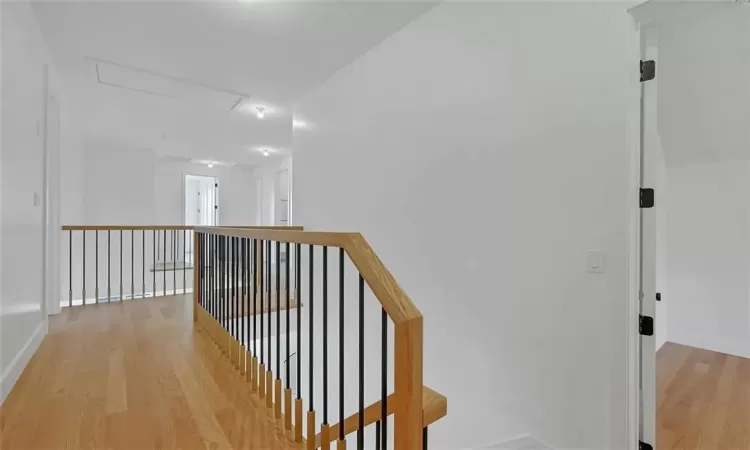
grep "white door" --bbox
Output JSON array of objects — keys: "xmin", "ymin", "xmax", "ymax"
[
  {"xmin": 638, "ymin": 30, "xmax": 658, "ymax": 450},
  {"xmin": 185, "ymin": 175, "xmax": 218, "ymax": 227}
]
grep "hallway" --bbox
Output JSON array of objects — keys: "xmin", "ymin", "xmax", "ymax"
[{"xmin": 0, "ymin": 296, "xmax": 301, "ymax": 449}]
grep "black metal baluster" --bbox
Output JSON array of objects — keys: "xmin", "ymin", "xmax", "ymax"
[
  {"xmin": 210, "ymin": 233, "xmax": 214, "ymax": 318},
  {"xmin": 204, "ymin": 233, "xmax": 208, "ymax": 307},
  {"xmin": 246, "ymin": 238, "xmax": 251, "ymax": 356},
  {"xmin": 223, "ymin": 235, "xmax": 228, "ymax": 330},
  {"xmin": 163, "ymin": 230, "xmax": 167, "ymax": 297},
  {"xmin": 235, "ymin": 236, "xmax": 239, "ymax": 340},
  {"xmin": 152, "ymin": 230, "xmax": 156, "ymax": 298},
  {"xmin": 285, "ymin": 242, "xmax": 291, "ymax": 389},
  {"xmin": 423, "ymin": 427, "xmax": 428, "ymax": 450},
  {"xmin": 183, "ymin": 229, "xmax": 187, "ymax": 294},
  {"xmin": 108, "ymin": 230, "xmax": 111, "ymax": 302},
  {"xmin": 230, "ymin": 237, "xmax": 234, "ymax": 338},
  {"xmin": 357, "ymin": 274, "xmax": 365, "ymax": 450},
  {"xmin": 142, "ymin": 230, "xmax": 145, "ymax": 298},
  {"xmin": 131, "ymin": 230, "xmax": 134, "ymax": 299},
  {"xmin": 253, "ymin": 239, "xmax": 257, "ymax": 357},
  {"xmin": 339, "ymin": 248, "xmax": 345, "ymax": 441},
  {"xmin": 220, "ymin": 235, "xmax": 224, "ymax": 328},
  {"xmin": 267, "ymin": 240, "xmax": 272, "ymax": 375},
  {"xmin": 82, "ymin": 230, "xmax": 86, "ymax": 305},
  {"xmin": 173, "ymin": 230, "xmax": 177, "ymax": 296},
  {"xmin": 95, "ymin": 230, "xmax": 98, "ymax": 303},
  {"xmin": 68, "ymin": 230, "xmax": 72, "ymax": 307},
  {"xmin": 322, "ymin": 246, "xmax": 328, "ymax": 428},
  {"xmin": 276, "ymin": 241, "xmax": 281, "ymax": 378},
  {"xmin": 241, "ymin": 238, "xmax": 246, "ymax": 348},
  {"xmin": 309, "ymin": 244, "xmax": 314, "ymax": 414},
  {"xmin": 119, "ymin": 231, "xmax": 123, "ymax": 301},
  {"xmin": 229, "ymin": 236, "xmax": 234, "ymax": 337},
  {"xmin": 214, "ymin": 235, "xmax": 218, "ymax": 322},
  {"xmin": 382, "ymin": 307, "xmax": 388, "ymax": 447},
  {"xmin": 376, "ymin": 421, "xmax": 382, "ymax": 450},
  {"xmin": 296, "ymin": 243, "xmax": 301, "ymax": 399},
  {"xmin": 217, "ymin": 235, "xmax": 221, "ymax": 324},
  {"xmin": 259, "ymin": 239, "xmax": 267, "ymax": 366}
]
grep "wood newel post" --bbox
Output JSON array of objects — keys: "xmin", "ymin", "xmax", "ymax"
[
  {"xmin": 193, "ymin": 230, "xmax": 201, "ymax": 323},
  {"xmin": 394, "ymin": 316, "xmax": 423, "ymax": 450}
]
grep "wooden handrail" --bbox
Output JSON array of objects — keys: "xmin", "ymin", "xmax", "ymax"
[
  {"xmin": 61, "ymin": 225, "xmax": 304, "ymax": 231},
  {"xmin": 195, "ymin": 226, "xmax": 425, "ymax": 447},
  {"xmin": 313, "ymin": 386, "xmax": 447, "ymax": 448},
  {"xmin": 194, "ymin": 227, "xmax": 420, "ymax": 324}
]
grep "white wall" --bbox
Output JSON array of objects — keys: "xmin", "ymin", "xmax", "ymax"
[
  {"xmin": 645, "ymin": 4, "xmax": 750, "ymax": 354},
  {"xmin": 293, "ymin": 3, "xmax": 636, "ymax": 449},
  {"xmin": 665, "ymin": 160, "xmax": 750, "ymax": 359},
  {"xmin": 655, "ymin": 141, "xmax": 667, "ymax": 351},
  {"xmin": 254, "ymin": 166, "xmax": 275, "ymax": 226},
  {"xmin": 59, "ymin": 140, "xmax": 260, "ymax": 302},
  {"xmin": 1, "ymin": 0, "xmax": 70, "ymax": 403},
  {"xmin": 75, "ymin": 139, "xmax": 258, "ymax": 226},
  {"xmin": 656, "ymin": 6, "xmax": 750, "ymax": 167},
  {"xmin": 252, "ymin": 156, "xmax": 292, "ymax": 227}
]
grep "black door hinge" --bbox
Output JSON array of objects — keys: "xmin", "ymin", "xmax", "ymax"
[
  {"xmin": 639, "ymin": 315, "xmax": 654, "ymax": 336},
  {"xmin": 640, "ymin": 188, "xmax": 654, "ymax": 208},
  {"xmin": 640, "ymin": 60, "xmax": 655, "ymax": 82},
  {"xmin": 656, "ymin": 292, "xmax": 661, "ymax": 302},
  {"xmin": 639, "ymin": 441, "xmax": 653, "ymax": 450}
]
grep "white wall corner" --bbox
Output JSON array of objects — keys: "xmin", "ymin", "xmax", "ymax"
[{"xmin": 0, "ymin": 322, "xmax": 46, "ymax": 405}]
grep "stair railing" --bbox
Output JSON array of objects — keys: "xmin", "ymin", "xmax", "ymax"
[{"xmin": 193, "ymin": 227, "xmax": 446, "ymax": 450}]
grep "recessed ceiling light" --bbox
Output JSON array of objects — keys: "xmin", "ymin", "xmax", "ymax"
[
  {"xmin": 262, "ymin": 149, "xmax": 269, "ymax": 156},
  {"xmin": 207, "ymin": 162, "xmax": 214, "ymax": 168},
  {"xmin": 256, "ymin": 106, "xmax": 265, "ymax": 119}
]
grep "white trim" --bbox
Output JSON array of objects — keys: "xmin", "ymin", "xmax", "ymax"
[
  {"xmin": 668, "ymin": 335, "xmax": 750, "ymax": 360},
  {"xmin": 625, "ymin": 11, "xmax": 643, "ymax": 450},
  {"xmin": 61, "ymin": 286, "xmax": 195, "ymax": 308},
  {"xmin": 41, "ymin": 64, "xmax": 50, "ymax": 321},
  {"xmin": 0, "ymin": 322, "xmax": 46, "ymax": 405},
  {"xmin": 483, "ymin": 434, "xmax": 555, "ymax": 450}
]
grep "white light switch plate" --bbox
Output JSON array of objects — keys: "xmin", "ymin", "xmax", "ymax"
[
  {"xmin": 33, "ymin": 192, "xmax": 41, "ymax": 207},
  {"xmin": 587, "ymin": 249, "xmax": 605, "ymax": 273}
]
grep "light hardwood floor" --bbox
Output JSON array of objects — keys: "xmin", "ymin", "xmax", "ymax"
[
  {"xmin": 0, "ymin": 295, "xmax": 302, "ymax": 450},
  {"xmin": 657, "ymin": 342, "xmax": 750, "ymax": 450}
]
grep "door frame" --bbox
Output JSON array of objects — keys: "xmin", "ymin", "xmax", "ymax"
[
  {"xmin": 626, "ymin": 5, "xmax": 660, "ymax": 449},
  {"xmin": 626, "ymin": 3, "xmax": 735, "ymax": 449},
  {"xmin": 183, "ymin": 173, "xmax": 219, "ymax": 227}
]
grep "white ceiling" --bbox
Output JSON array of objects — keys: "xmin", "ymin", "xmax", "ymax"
[{"xmin": 31, "ymin": 0, "xmax": 437, "ymax": 166}]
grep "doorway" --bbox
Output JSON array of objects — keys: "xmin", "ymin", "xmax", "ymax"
[
  {"xmin": 631, "ymin": 3, "xmax": 750, "ymax": 449},
  {"xmin": 184, "ymin": 174, "xmax": 218, "ymax": 261},
  {"xmin": 185, "ymin": 174, "xmax": 218, "ymax": 227}
]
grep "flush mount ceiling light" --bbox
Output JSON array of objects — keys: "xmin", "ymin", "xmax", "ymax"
[
  {"xmin": 262, "ymin": 149, "xmax": 270, "ymax": 156},
  {"xmin": 256, "ymin": 106, "xmax": 265, "ymax": 119},
  {"xmin": 191, "ymin": 159, "xmax": 236, "ymax": 168}
]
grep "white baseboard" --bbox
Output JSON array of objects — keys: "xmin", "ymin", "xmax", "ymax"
[
  {"xmin": 485, "ymin": 434, "xmax": 555, "ymax": 450},
  {"xmin": 0, "ymin": 322, "xmax": 46, "ymax": 405},
  {"xmin": 668, "ymin": 334, "xmax": 750, "ymax": 360}
]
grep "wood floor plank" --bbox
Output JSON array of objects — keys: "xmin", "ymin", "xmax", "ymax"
[
  {"xmin": 657, "ymin": 343, "xmax": 750, "ymax": 450},
  {"xmin": 0, "ymin": 295, "xmax": 302, "ymax": 450}
]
